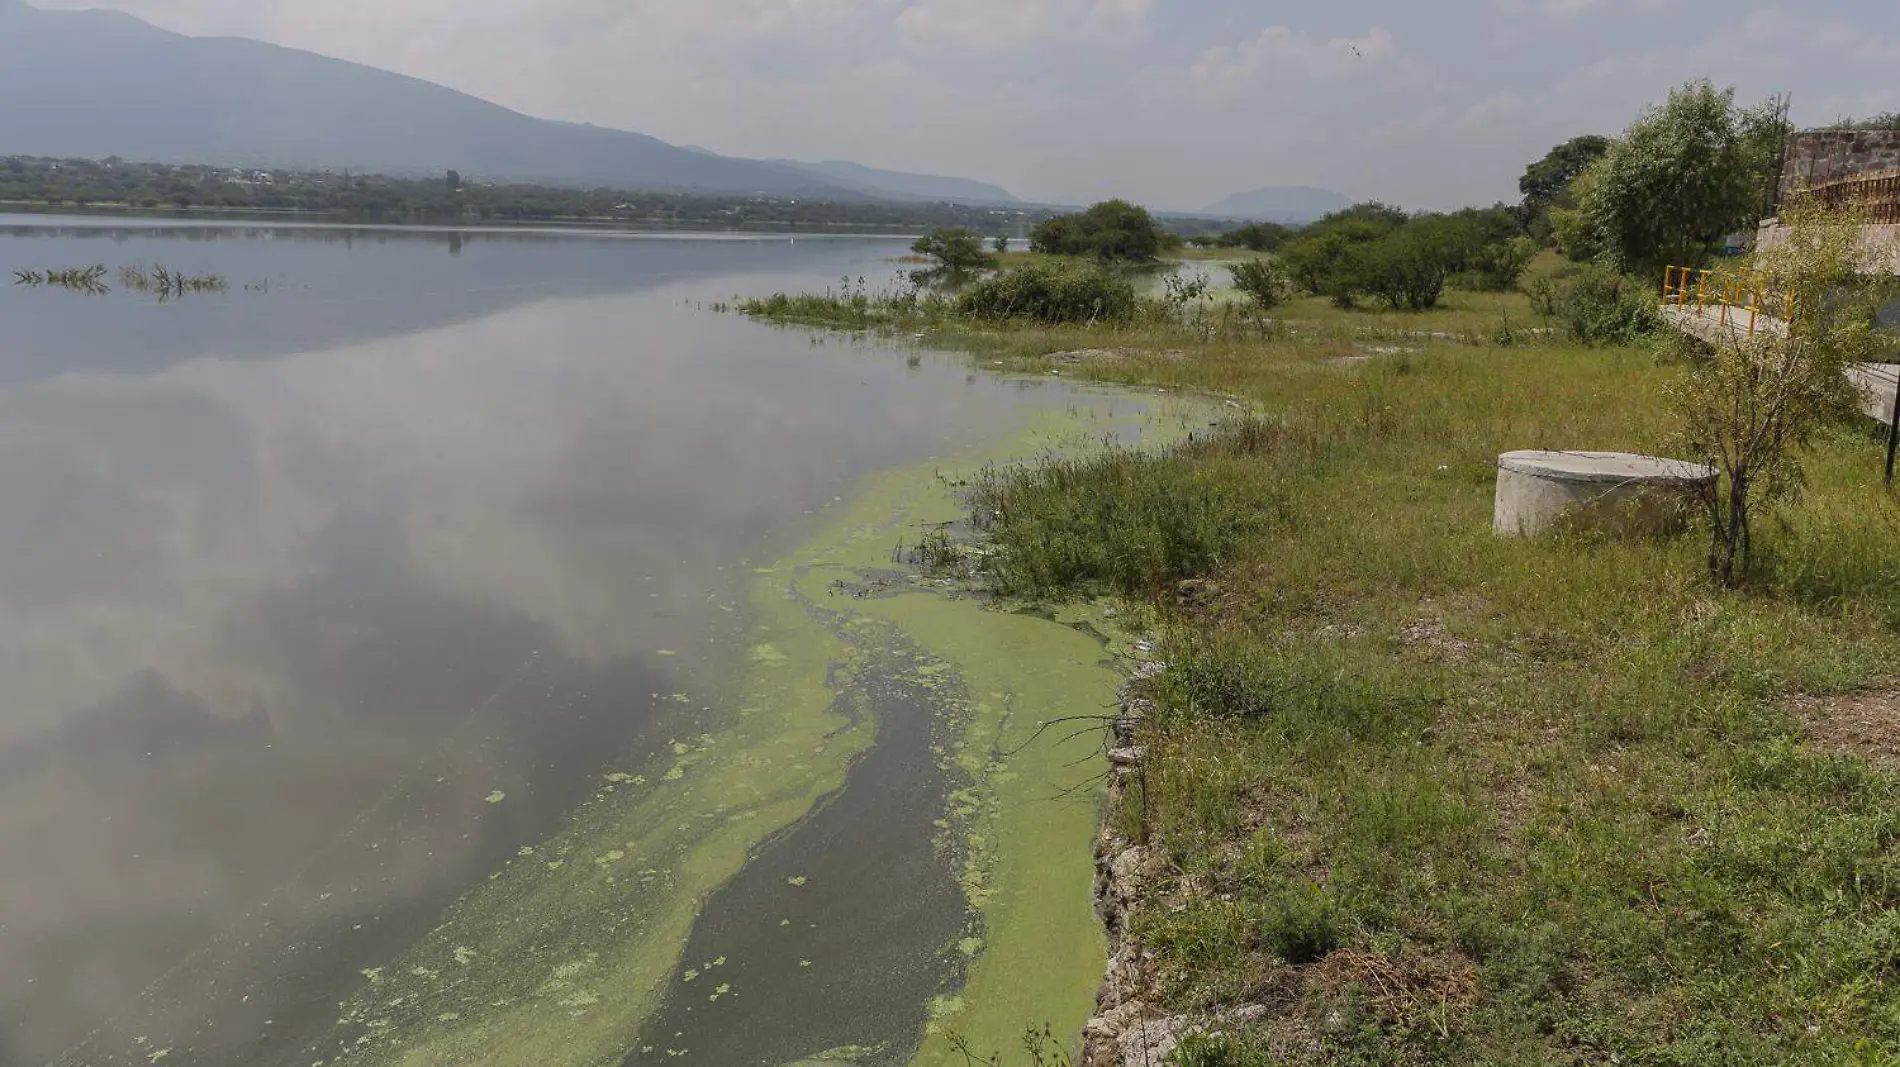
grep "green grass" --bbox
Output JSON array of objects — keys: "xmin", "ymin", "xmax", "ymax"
[
  {"xmin": 979, "ymin": 345, "xmax": 1900, "ymax": 1065},
  {"xmin": 741, "ymin": 254, "xmax": 1900, "ymax": 1064}
]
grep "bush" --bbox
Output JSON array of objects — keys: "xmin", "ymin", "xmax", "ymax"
[
  {"xmin": 1275, "ymin": 204, "xmax": 1412, "ymax": 305},
  {"xmin": 1357, "ymin": 221, "xmax": 1457, "ymax": 311},
  {"xmin": 966, "ymin": 418, "xmax": 1285, "ymax": 596},
  {"xmin": 1526, "ymin": 262, "xmax": 1661, "ymax": 344},
  {"xmin": 1227, "ymin": 259, "xmax": 1290, "ymax": 310},
  {"xmin": 1468, "ymin": 234, "xmax": 1539, "ymax": 292},
  {"xmin": 956, "ymin": 264, "xmax": 1137, "ymax": 324},
  {"xmin": 1214, "ymin": 222, "xmax": 1292, "ymax": 252},
  {"xmin": 1029, "ymin": 199, "xmax": 1166, "ymax": 262},
  {"xmin": 911, "ymin": 227, "xmax": 993, "ymax": 271},
  {"xmin": 1168, "ymin": 1033, "xmax": 1272, "ymax": 1067}
]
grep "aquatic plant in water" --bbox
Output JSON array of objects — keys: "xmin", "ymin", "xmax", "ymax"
[{"xmin": 13, "ymin": 265, "xmax": 109, "ymax": 294}]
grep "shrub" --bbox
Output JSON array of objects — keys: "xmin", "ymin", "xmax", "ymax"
[
  {"xmin": 1526, "ymin": 262, "xmax": 1660, "ymax": 344},
  {"xmin": 1357, "ymin": 223, "xmax": 1454, "ymax": 311},
  {"xmin": 956, "ymin": 264, "xmax": 1137, "ymax": 324},
  {"xmin": 1672, "ymin": 203, "xmax": 1884, "ymax": 586},
  {"xmin": 1029, "ymin": 199, "xmax": 1166, "ymax": 262},
  {"xmin": 1276, "ymin": 206, "xmax": 1407, "ymax": 302},
  {"xmin": 1469, "ymin": 235, "xmax": 1540, "ymax": 292},
  {"xmin": 1227, "ymin": 259, "xmax": 1290, "ymax": 310},
  {"xmin": 1168, "ymin": 1033, "xmax": 1272, "ymax": 1067},
  {"xmin": 1214, "ymin": 222, "xmax": 1292, "ymax": 252},
  {"xmin": 911, "ymin": 227, "xmax": 993, "ymax": 271},
  {"xmin": 966, "ymin": 418, "xmax": 1285, "ymax": 596}
]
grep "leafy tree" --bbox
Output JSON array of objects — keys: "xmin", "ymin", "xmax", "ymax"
[
  {"xmin": 1029, "ymin": 199, "xmax": 1165, "ymax": 262},
  {"xmin": 1357, "ymin": 220, "xmax": 1457, "ymax": 311},
  {"xmin": 993, "ymin": 234, "xmax": 1009, "ymax": 254},
  {"xmin": 1275, "ymin": 205, "xmax": 1406, "ymax": 305},
  {"xmin": 1228, "ymin": 259, "xmax": 1290, "ymax": 310},
  {"xmin": 446, "ymin": 169, "xmax": 462, "ymax": 191},
  {"xmin": 1519, "ymin": 135, "xmax": 1610, "ymax": 218},
  {"xmin": 1578, "ymin": 81, "xmax": 1787, "ymax": 279},
  {"xmin": 1216, "ymin": 222, "xmax": 1291, "ymax": 252},
  {"xmin": 912, "ymin": 227, "xmax": 994, "ymax": 271}
]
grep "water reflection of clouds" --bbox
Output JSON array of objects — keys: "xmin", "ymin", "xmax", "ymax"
[{"xmin": 0, "ymin": 232, "xmax": 1074, "ymax": 1065}]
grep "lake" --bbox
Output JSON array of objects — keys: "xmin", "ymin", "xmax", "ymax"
[{"xmin": 0, "ymin": 218, "xmax": 1163, "ymax": 1067}]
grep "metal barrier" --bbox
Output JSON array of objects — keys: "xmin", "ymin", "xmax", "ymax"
[{"xmin": 1661, "ymin": 264, "xmax": 1781, "ymax": 337}]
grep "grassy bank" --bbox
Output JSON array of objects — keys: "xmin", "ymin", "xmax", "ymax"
[{"xmin": 742, "ymin": 268, "xmax": 1900, "ymax": 1065}]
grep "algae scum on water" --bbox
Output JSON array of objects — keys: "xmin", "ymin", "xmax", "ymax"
[{"xmin": 199, "ymin": 393, "xmax": 1194, "ymax": 1067}]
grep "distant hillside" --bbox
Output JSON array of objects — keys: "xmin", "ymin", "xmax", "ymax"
[
  {"xmin": 0, "ymin": 0, "xmax": 995, "ymax": 203},
  {"xmin": 770, "ymin": 160, "xmax": 1021, "ymax": 206},
  {"xmin": 1200, "ymin": 185, "xmax": 1354, "ymax": 223}
]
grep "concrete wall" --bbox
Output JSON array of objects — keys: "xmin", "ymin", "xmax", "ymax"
[{"xmin": 1780, "ymin": 129, "xmax": 1900, "ymax": 202}]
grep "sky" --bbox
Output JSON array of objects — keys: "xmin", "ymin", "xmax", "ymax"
[{"xmin": 31, "ymin": 0, "xmax": 1900, "ymax": 211}]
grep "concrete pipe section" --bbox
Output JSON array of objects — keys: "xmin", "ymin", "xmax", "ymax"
[{"xmin": 1494, "ymin": 451, "xmax": 1718, "ymax": 537}]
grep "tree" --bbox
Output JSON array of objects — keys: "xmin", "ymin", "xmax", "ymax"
[
  {"xmin": 1028, "ymin": 199, "xmax": 1166, "ymax": 262},
  {"xmin": 1276, "ymin": 205, "xmax": 1405, "ymax": 304},
  {"xmin": 1670, "ymin": 202, "xmax": 1883, "ymax": 586},
  {"xmin": 1214, "ymin": 222, "xmax": 1291, "ymax": 252},
  {"xmin": 993, "ymin": 234, "xmax": 1009, "ymax": 254},
  {"xmin": 1519, "ymin": 135, "xmax": 1610, "ymax": 219},
  {"xmin": 911, "ymin": 227, "xmax": 995, "ymax": 271},
  {"xmin": 1579, "ymin": 81, "xmax": 1786, "ymax": 279},
  {"xmin": 1357, "ymin": 220, "xmax": 1456, "ymax": 311},
  {"xmin": 1228, "ymin": 259, "xmax": 1290, "ymax": 310},
  {"xmin": 446, "ymin": 169, "xmax": 462, "ymax": 191}
]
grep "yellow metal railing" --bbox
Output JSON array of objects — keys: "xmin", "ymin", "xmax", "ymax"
[{"xmin": 1661, "ymin": 265, "xmax": 1790, "ymax": 337}]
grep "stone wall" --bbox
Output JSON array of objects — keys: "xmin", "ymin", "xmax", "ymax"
[{"xmin": 1780, "ymin": 129, "xmax": 1900, "ymax": 202}]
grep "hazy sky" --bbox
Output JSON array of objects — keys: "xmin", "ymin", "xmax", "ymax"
[{"xmin": 33, "ymin": 0, "xmax": 1900, "ymax": 210}]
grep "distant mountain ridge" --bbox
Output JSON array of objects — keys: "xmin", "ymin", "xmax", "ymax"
[
  {"xmin": 1199, "ymin": 185, "xmax": 1354, "ymax": 223},
  {"xmin": 0, "ymin": 0, "xmax": 1017, "ymax": 204},
  {"xmin": 769, "ymin": 160, "xmax": 1021, "ymax": 206}
]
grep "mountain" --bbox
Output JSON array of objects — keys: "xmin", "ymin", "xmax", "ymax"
[
  {"xmin": 0, "ymin": 0, "xmax": 994, "ymax": 201},
  {"xmin": 1199, "ymin": 186, "xmax": 1355, "ymax": 224},
  {"xmin": 769, "ymin": 160, "xmax": 1021, "ymax": 206}
]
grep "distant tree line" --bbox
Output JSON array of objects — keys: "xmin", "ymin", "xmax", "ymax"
[{"xmin": 0, "ymin": 156, "xmax": 1057, "ymax": 234}]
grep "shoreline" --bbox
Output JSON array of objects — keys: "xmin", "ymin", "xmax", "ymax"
[{"xmin": 250, "ymin": 376, "xmax": 1205, "ymax": 1067}]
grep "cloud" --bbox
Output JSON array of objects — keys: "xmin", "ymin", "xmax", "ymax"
[
  {"xmin": 23, "ymin": 0, "xmax": 1900, "ymax": 211},
  {"xmin": 1189, "ymin": 25, "xmax": 1398, "ymax": 89}
]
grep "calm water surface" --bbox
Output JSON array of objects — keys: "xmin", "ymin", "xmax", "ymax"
[{"xmin": 0, "ymin": 218, "xmax": 1107, "ymax": 1066}]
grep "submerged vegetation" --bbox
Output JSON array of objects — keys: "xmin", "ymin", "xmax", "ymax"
[
  {"xmin": 10, "ymin": 260, "xmax": 234, "ymax": 299},
  {"xmin": 13, "ymin": 264, "xmax": 108, "ymax": 293},
  {"xmin": 118, "ymin": 263, "xmax": 229, "ymax": 298}
]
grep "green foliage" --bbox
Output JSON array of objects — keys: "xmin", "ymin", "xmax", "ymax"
[
  {"xmin": 1520, "ymin": 135, "xmax": 1611, "ymax": 217},
  {"xmin": 1579, "ymin": 81, "xmax": 1788, "ymax": 278},
  {"xmin": 912, "ymin": 227, "xmax": 995, "ymax": 271},
  {"xmin": 993, "ymin": 234, "xmax": 1010, "ymax": 254},
  {"xmin": 1671, "ymin": 203, "xmax": 1884, "ymax": 586},
  {"xmin": 1275, "ymin": 203, "xmax": 1412, "ymax": 306},
  {"xmin": 0, "ymin": 154, "xmax": 1044, "ymax": 233},
  {"xmin": 956, "ymin": 264, "xmax": 1138, "ymax": 324},
  {"xmin": 1549, "ymin": 165, "xmax": 1608, "ymax": 262},
  {"xmin": 1356, "ymin": 222, "xmax": 1454, "ymax": 311},
  {"xmin": 1168, "ymin": 1032, "xmax": 1272, "ymax": 1067},
  {"xmin": 1525, "ymin": 262, "xmax": 1661, "ymax": 344},
  {"xmin": 1212, "ymin": 222, "xmax": 1293, "ymax": 252},
  {"xmin": 1030, "ymin": 199, "xmax": 1168, "ymax": 262},
  {"xmin": 1227, "ymin": 259, "xmax": 1290, "ymax": 310},
  {"xmin": 965, "ymin": 418, "xmax": 1285, "ymax": 596}
]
